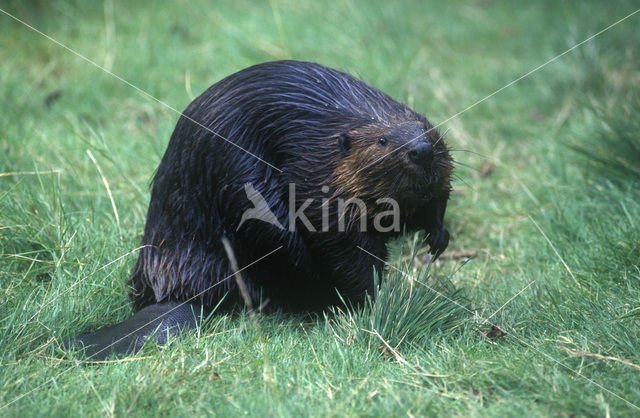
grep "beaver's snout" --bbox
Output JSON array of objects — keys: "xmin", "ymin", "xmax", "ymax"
[{"xmin": 408, "ymin": 142, "xmax": 434, "ymax": 168}]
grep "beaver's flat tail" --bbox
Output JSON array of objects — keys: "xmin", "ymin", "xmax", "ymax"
[{"xmin": 64, "ymin": 302, "xmax": 201, "ymax": 360}]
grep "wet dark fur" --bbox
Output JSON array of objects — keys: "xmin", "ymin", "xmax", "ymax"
[{"xmin": 130, "ymin": 60, "xmax": 452, "ymax": 314}]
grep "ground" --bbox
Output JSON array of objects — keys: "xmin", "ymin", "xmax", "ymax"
[{"xmin": 1, "ymin": 0, "xmax": 639, "ymax": 416}]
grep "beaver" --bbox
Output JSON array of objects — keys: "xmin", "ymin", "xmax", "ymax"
[{"xmin": 67, "ymin": 60, "xmax": 452, "ymax": 359}]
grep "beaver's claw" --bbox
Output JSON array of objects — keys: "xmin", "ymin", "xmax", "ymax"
[{"xmin": 425, "ymin": 225, "xmax": 449, "ymax": 259}]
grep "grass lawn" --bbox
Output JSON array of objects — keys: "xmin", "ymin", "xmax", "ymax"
[{"xmin": 1, "ymin": 0, "xmax": 639, "ymax": 416}]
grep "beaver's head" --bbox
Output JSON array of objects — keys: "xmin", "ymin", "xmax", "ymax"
[{"xmin": 329, "ymin": 119, "xmax": 452, "ymax": 211}]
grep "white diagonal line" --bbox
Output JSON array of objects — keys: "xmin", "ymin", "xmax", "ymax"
[
  {"xmin": 356, "ymin": 245, "xmax": 640, "ymax": 411},
  {"xmin": 529, "ymin": 215, "xmax": 579, "ymax": 285},
  {"xmin": 0, "ymin": 245, "xmax": 282, "ymax": 411},
  {"xmin": 355, "ymin": 8, "xmax": 640, "ymax": 175},
  {"xmin": 27, "ymin": 245, "xmax": 151, "ymax": 322},
  {"xmin": 0, "ymin": 8, "xmax": 281, "ymax": 173},
  {"xmin": 481, "ymin": 280, "xmax": 535, "ymax": 325}
]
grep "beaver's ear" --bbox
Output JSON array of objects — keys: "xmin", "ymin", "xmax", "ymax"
[{"xmin": 338, "ymin": 134, "xmax": 352, "ymax": 156}]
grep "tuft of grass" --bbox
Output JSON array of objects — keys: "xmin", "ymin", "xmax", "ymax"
[
  {"xmin": 571, "ymin": 95, "xmax": 640, "ymax": 185},
  {"xmin": 329, "ymin": 245, "xmax": 468, "ymax": 350}
]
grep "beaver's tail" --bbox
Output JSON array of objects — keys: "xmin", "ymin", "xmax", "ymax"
[{"xmin": 64, "ymin": 302, "xmax": 202, "ymax": 360}]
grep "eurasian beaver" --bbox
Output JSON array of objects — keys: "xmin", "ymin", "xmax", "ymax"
[{"xmin": 67, "ymin": 60, "xmax": 452, "ymax": 359}]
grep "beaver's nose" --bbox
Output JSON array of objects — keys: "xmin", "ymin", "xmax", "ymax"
[{"xmin": 408, "ymin": 142, "xmax": 433, "ymax": 167}]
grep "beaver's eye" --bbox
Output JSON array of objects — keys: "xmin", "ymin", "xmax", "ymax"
[
  {"xmin": 338, "ymin": 133, "xmax": 352, "ymax": 156},
  {"xmin": 378, "ymin": 137, "xmax": 387, "ymax": 146}
]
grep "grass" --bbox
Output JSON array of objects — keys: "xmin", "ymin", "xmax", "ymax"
[{"xmin": 1, "ymin": 0, "xmax": 639, "ymax": 415}]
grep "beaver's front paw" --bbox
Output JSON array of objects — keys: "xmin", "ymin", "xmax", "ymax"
[{"xmin": 425, "ymin": 226, "xmax": 449, "ymax": 259}]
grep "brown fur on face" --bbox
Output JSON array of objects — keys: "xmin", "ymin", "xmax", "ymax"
[{"xmin": 329, "ymin": 120, "xmax": 453, "ymax": 220}]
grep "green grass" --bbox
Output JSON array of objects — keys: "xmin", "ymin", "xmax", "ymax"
[{"xmin": 1, "ymin": 0, "xmax": 640, "ymax": 416}]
